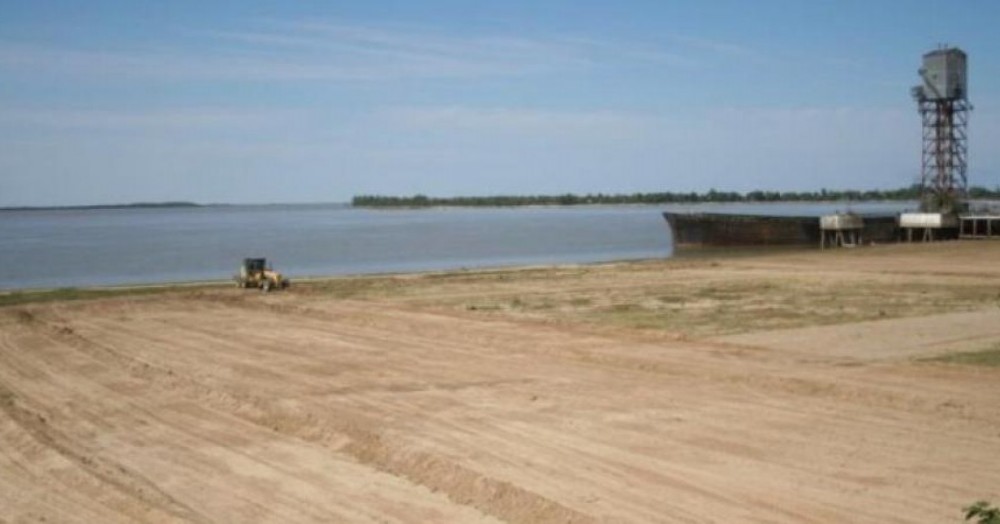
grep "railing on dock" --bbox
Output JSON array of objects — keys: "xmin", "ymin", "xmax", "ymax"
[{"xmin": 959, "ymin": 215, "xmax": 1000, "ymax": 239}]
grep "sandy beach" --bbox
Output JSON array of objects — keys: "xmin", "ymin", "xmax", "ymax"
[{"xmin": 2, "ymin": 241, "xmax": 999, "ymax": 523}]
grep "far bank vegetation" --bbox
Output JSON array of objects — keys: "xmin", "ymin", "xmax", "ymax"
[{"xmin": 353, "ymin": 185, "xmax": 1000, "ymax": 208}]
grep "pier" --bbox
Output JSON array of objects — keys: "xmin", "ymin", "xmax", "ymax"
[{"xmin": 959, "ymin": 215, "xmax": 1000, "ymax": 239}]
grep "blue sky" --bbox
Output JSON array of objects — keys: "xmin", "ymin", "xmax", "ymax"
[{"xmin": 1, "ymin": 0, "xmax": 998, "ymax": 205}]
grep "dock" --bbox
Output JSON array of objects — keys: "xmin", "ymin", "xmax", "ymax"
[{"xmin": 959, "ymin": 215, "xmax": 1000, "ymax": 239}]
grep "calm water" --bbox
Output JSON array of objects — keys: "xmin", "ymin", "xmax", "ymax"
[{"xmin": 0, "ymin": 202, "xmax": 914, "ymax": 290}]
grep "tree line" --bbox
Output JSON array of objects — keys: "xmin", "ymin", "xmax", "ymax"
[{"xmin": 353, "ymin": 185, "xmax": 1000, "ymax": 208}]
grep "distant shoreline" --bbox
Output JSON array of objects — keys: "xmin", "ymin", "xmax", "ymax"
[
  {"xmin": 4, "ymin": 192, "xmax": 998, "ymax": 212},
  {"xmin": 352, "ymin": 186, "xmax": 1000, "ymax": 208},
  {"xmin": 0, "ymin": 201, "xmax": 202, "ymax": 212}
]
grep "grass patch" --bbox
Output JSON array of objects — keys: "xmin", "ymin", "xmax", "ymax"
[
  {"xmin": 466, "ymin": 303, "xmax": 503, "ymax": 311},
  {"xmin": 923, "ymin": 344, "xmax": 1000, "ymax": 367},
  {"xmin": 669, "ymin": 245, "xmax": 816, "ymax": 261},
  {"xmin": 529, "ymin": 300, "xmax": 556, "ymax": 310},
  {"xmin": 304, "ymin": 277, "xmax": 407, "ymax": 299},
  {"xmin": 0, "ymin": 282, "xmax": 230, "ymax": 308}
]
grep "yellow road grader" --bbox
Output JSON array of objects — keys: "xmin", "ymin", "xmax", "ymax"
[{"xmin": 235, "ymin": 258, "xmax": 289, "ymax": 292}]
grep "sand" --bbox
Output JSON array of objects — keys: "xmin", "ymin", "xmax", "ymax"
[{"xmin": 1, "ymin": 241, "xmax": 999, "ymax": 523}]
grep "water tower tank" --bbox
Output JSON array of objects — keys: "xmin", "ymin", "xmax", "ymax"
[{"xmin": 920, "ymin": 48, "xmax": 967, "ymax": 100}]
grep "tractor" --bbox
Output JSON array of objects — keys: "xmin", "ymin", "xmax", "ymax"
[{"xmin": 235, "ymin": 258, "xmax": 289, "ymax": 292}]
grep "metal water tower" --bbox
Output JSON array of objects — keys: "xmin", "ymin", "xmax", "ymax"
[{"xmin": 911, "ymin": 46, "xmax": 970, "ymax": 212}]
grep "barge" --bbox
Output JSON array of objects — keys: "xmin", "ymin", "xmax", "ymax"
[{"xmin": 664, "ymin": 211, "xmax": 899, "ymax": 249}]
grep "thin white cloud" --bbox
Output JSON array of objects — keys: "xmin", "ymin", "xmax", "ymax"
[
  {"xmin": 0, "ymin": 108, "xmax": 298, "ymax": 130},
  {"xmin": 0, "ymin": 39, "xmax": 549, "ymax": 81},
  {"xmin": 199, "ymin": 22, "xmax": 628, "ymax": 77},
  {"xmin": 670, "ymin": 34, "xmax": 765, "ymax": 60},
  {"xmin": 550, "ymin": 35, "xmax": 699, "ymax": 68},
  {"xmin": 0, "ymin": 20, "xmax": 697, "ymax": 83},
  {"xmin": 259, "ymin": 21, "xmax": 701, "ymax": 69},
  {"xmin": 377, "ymin": 106, "xmax": 657, "ymax": 135},
  {"xmin": 276, "ymin": 21, "xmax": 575, "ymax": 60}
]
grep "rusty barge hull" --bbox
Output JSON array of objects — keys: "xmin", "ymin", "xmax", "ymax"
[{"xmin": 664, "ymin": 212, "xmax": 899, "ymax": 248}]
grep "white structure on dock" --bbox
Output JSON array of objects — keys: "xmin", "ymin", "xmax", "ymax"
[
  {"xmin": 820, "ymin": 213, "xmax": 864, "ymax": 249},
  {"xmin": 899, "ymin": 212, "xmax": 959, "ymax": 242}
]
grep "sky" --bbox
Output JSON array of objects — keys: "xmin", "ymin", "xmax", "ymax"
[{"xmin": 1, "ymin": 0, "xmax": 998, "ymax": 206}]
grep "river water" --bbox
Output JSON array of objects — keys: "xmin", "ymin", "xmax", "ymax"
[{"xmin": 0, "ymin": 202, "xmax": 914, "ymax": 290}]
